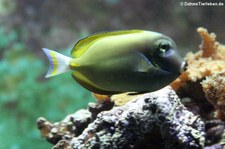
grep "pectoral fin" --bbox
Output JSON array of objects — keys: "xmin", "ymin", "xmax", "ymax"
[{"xmin": 134, "ymin": 51, "xmax": 153, "ymax": 73}]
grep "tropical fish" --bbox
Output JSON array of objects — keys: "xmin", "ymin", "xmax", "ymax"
[{"xmin": 43, "ymin": 30, "xmax": 186, "ymax": 95}]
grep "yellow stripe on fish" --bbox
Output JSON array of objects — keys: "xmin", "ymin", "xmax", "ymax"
[
  {"xmin": 42, "ymin": 48, "xmax": 72, "ymax": 78},
  {"xmin": 50, "ymin": 51, "xmax": 58, "ymax": 76}
]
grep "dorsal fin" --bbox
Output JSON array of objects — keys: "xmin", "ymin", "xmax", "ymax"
[{"xmin": 70, "ymin": 30, "xmax": 143, "ymax": 58}]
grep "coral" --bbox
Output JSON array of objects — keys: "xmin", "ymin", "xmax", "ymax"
[
  {"xmin": 37, "ymin": 101, "xmax": 114, "ymax": 145},
  {"xmin": 111, "ymin": 92, "xmax": 142, "ymax": 106},
  {"xmin": 37, "ymin": 109, "xmax": 92, "ymax": 144},
  {"xmin": 170, "ymin": 27, "xmax": 225, "ymax": 90},
  {"xmin": 170, "ymin": 27, "xmax": 225, "ymax": 147},
  {"xmin": 92, "ymin": 93, "xmax": 110, "ymax": 103},
  {"xmin": 201, "ymin": 72, "xmax": 225, "ymax": 120},
  {"xmin": 197, "ymin": 27, "xmax": 219, "ymax": 58},
  {"xmin": 205, "ymin": 120, "xmax": 225, "ymax": 146},
  {"xmin": 38, "ymin": 87, "xmax": 205, "ymax": 149},
  {"xmin": 171, "ymin": 27, "xmax": 225, "ymax": 121}
]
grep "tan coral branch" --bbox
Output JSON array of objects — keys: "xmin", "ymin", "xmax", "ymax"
[
  {"xmin": 170, "ymin": 27, "xmax": 225, "ymax": 91},
  {"xmin": 197, "ymin": 27, "xmax": 219, "ymax": 58}
]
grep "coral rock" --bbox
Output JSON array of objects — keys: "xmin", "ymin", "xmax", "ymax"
[
  {"xmin": 37, "ymin": 109, "xmax": 92, "ymax": 144},
  {"xmin": 69, "ymin": 87, "xmax": 205, "ymax": 149}
]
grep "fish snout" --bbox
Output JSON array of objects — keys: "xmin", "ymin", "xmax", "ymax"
[{"xmin": 180, "ymin": 60, "xmax": 188, "ymax": 73}]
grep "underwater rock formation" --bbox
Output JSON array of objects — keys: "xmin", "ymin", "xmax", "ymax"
[
  {"xmin": 37, "ymin": 27, "xmax": 225, "ymax": 148},
  {"xmin": 71, "ymin": 87, "xmax": 205, "ymax": 149},
  {"xmin": 38, "ymin": 87, "xmax": 205, "ymax": 149},
  {"xmin": 37, "ymin": 101, "xmax": 114, "ymax": 145}
]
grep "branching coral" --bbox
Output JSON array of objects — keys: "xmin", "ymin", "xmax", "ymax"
[
  {"xmin": 171, "ymin": 27, "xmax": 225, "ymax": 90},
  {"xmin": 170, "ymin": 27, "xmax": 225, "ymax": 121},
  {"xmin": 198, "ymin": 27, "xmax": 219, "ymax": 58}
]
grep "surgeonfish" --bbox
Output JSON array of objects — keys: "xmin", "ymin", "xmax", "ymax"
[{"xmin": 43, "ymin": 30, "xmax": 186, "ymax": 94}]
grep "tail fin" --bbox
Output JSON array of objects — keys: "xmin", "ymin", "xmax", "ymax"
[{"xmin": 42, "ymin": 48, "xmax": 72, "ymax": 78}]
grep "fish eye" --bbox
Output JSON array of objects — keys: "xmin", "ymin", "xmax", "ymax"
[{"xmin": 158, "ymin": 43, "xmax": 170, "ymax": 54}]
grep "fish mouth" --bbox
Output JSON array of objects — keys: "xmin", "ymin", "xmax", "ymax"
[{"xmin": 180, "ymin": 60, "xmax": 188, "ymax": 73}]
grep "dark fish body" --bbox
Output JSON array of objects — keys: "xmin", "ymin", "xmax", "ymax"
[{"xmin": 43, "ymin": 30, "xmax": 186, "ymax": 94}]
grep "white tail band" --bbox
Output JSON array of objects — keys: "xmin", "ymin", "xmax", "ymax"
[{"xmin": 42, "ymin": 48, "xmax": 72, "ymax": 78}]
